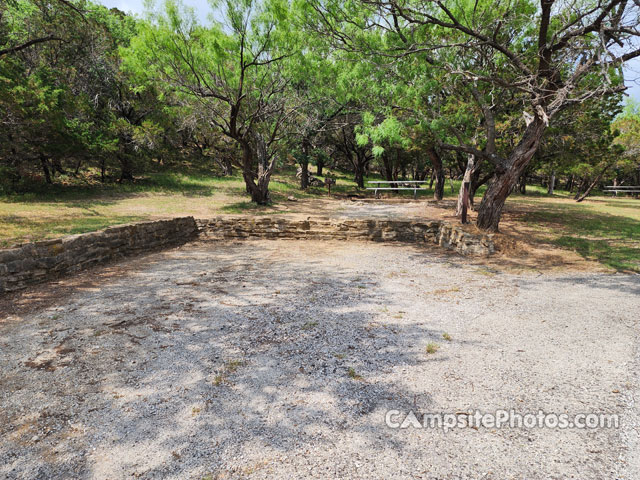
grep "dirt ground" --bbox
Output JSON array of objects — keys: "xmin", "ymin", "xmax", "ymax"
[
  {"xmin": 1, "ymin": 239, "xmax": 639, "ymax": 479},
  {"xmin": 276, "ymin": 197, "xmax": 610, "ymax": 273}
]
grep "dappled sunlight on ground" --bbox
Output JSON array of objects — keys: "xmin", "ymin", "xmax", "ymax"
[{"xmin": 1, "ymin": 240, "xmax": 639, "ymax": 478}]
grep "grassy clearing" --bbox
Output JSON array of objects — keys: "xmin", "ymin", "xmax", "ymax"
[
  {"xmin": 513, "ymin": 194, "xmax": 640, "ymax": 272},
  {"xmin": 1, "ymin": 166, "xmax": 638, "ymax": 274},
  {"xmin": 0, "ymin": 166, "xmax": 432, "ymax": 246},
  {"xmin": 0, "ymin": 169, "xmax": 312, "ymax": 246}
]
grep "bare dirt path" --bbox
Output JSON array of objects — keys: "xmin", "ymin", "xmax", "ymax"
[{"xmin": 1, "ymin": 240, "xmax": 639, "ymax": 479}]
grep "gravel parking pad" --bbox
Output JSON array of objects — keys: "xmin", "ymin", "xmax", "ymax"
[{"xmin": 1, "ymin": 240, "xmax": 639, "ymax": 479}]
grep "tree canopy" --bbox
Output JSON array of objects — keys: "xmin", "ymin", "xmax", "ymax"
[{"xmin": 1, "ymin": 0, "xmax": 639, "ymax": 229}]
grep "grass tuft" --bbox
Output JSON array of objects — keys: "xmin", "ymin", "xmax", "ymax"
[{"xmin": 426, "ymin": 342, "xmax": 440, "ymax": 354}]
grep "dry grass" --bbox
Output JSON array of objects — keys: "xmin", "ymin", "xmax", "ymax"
[{"xmin": 2, "ymin": 170, "xmax": 638, "ymax": 272}]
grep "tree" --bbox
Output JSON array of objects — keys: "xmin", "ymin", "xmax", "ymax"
[
  {"xmin": 612, "ymin": 99, "xmax": 640, "ymax": 186},
  {"xmin": 309, "ymin": 0, "xmax": 640, "ymax": 230},
  {"xmin": 0, "ymin": 0, "xmax": 86, "ymax": 58},
  {"xmin": 124, "ymin": 0, "xmax": 297, "ymax": 204}
]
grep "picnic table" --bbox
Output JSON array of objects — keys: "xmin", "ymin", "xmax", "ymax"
[
  {"xmin": 604, "ymin": 185, "xmax": 640, "ymax": 196},
  {"xmin": 366, "ymin": 180, "xmax": 430, "ymax": 199}
]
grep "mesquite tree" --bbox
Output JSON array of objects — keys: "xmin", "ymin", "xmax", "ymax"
[
  {"xmin": 125, "ymin": 0, "xmax": 296, "ymax": 204},
  {"xmin": 309, "ymin": 0, "xmax": 640, "ymax": 230}
]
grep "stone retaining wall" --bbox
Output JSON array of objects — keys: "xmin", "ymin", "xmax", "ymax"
[
  {"xmin": 196, "ymin": 217, "xmax": 494, "ymax": 257},
  {"xmin": 0, "ymin": 217, "xmax": 198, "ymax": 294},
  {"xmin": 0, "ymin": 215, "xmax": 494, "ymax": 294}
]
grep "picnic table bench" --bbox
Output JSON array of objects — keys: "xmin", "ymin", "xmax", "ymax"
[
  {"xmin": 366, "ymin": 180, "xmax": 430, "ymax": 199},
  {"xmin": 604, "ymin": 185, "xmax": 640, "ymax": 195}
]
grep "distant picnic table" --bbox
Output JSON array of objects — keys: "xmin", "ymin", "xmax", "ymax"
[
  {"xmin": 366, "ymin": 180, "xmax": 430, "ymax": 199},
  {"xmin": 604, "ymin": 185, "xmax": 640, "ymax": 196}
]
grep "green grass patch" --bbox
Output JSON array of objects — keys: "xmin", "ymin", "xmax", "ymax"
[
  {"xmin": 516, "ymin": 196, "xmax": 640, "ymax": 272},
  {"xmin": 0, "ymin": 167, "xmax": 318, "ymax": 245}
]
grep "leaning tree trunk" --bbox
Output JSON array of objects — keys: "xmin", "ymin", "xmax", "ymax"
[
  {"xmin": 476, "ymin": 117, "xmax": 546, "ymax": 231},
  {"xmin": 427, "ymin": 147, "xmax": 444, "ymax": 201},
  {"xmin": 573, "ymin": 177, "xmax": 589, "ymax": 200},
  {"xmin": 576, "ymin": 164, "xmax": 611, "ymax": 202}
]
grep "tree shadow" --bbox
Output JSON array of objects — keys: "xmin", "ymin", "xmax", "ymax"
[{"xmin": 0, "ymin": 242, "xmax": 448, "ymax": 478}]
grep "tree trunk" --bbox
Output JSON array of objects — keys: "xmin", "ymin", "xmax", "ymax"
[
  {"xmin": 518, "ymin": 174, "xmax": 527, "ymax": 194},
  {"xmin": 222, "ymin": 158, "xmax": 233, "ymax": 176},
  {"xmin": 382, "ymin": 154, "xmax": 397, "ymax": 190},
  {"xmin": 469, "ymin": 169, "xmax": 490, "ymax": 206},
  {"xmin": 353, "ymin": 152, "xmax": 366, "ymax": 188},
  {"xmin": 476, "ymin": 118, "xmax": 546, "ymax": 231},
  {"xmin": 548, "ymin": 170, "xmax": 556, "ymax": 195},
  {"xmin": 300, "ymin": 161, "xmax": 309, "ymax": 189},
  {"xmin": 576, "ymin": 164, "xmax": 611, "ymax": 202},
  {"xmin": 456, "ymin": 154, "xmax": 475, "ymax": 216},
  {"xmin": 573, "ymin": 177, "xmax": 589, "ymax": 200},
  {"xmin": 241, "ymin": 133, "xmax": 273, "ymax": 205},
  {"xmin": 565, "ymin": 175, "xmax": 574, "ymax": 192},
  {"xmin": 52, "ymin": 158, "xmax": 66, "ymax": 175},
  {"xmin": 427, "ymin": 147, "xmax": 444, "ymax": 201},
  {"xmin": 40, "ymin": 155, "xmax": 52, "ymax": 184},
  {"xmin": 118, "ymin": 154, "xmax": 134, "ymax": 182},
  {"xmin": 316, "ymin": 159, "xmax": 324, "ymax": 176},
  {"xmin": 300, "ymin": 141, "xmax": 310, "ymax": 189},
  {"xmin": 354, "ymin": 166, "xmax": 364, "ymax": 189}
]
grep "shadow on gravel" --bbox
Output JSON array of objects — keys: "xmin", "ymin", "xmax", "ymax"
[{"xmin": 0, "ymin": 242, "xmax": 443, "ymax": 478}]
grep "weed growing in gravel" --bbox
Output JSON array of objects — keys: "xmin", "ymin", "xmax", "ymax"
[
  {"xmin": 301, "ymin": 321, "xmax": 318, "ymax": 330},
  {"xmin": 442, "ymin": 333, "xmax": 452, "ymax": 341},
  {"xmin": 475, "ymin": 268, "xmax": 496, "ymax": 277},
  {"xmin": 213, "ymin": 359, "xmax": 246, "ymax": 386},
  {"xmin": 347, "ymin": 367, "xmax": 363, "ymax": 380},
  {"xmin": 426, "ymin": 342, "xmax": 440, "ymax": 354},
  {"xmin": 225, "ymin": 359, "xmax": 245, "ymax": 373},
  {"xmin": 429, "ymin": 287, "xmax": 461, "ymax": 295}
]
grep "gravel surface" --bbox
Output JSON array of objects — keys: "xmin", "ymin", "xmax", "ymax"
[{"xmin": 1, "ymin": 239, "xmax": 639, "ymax": 479}]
